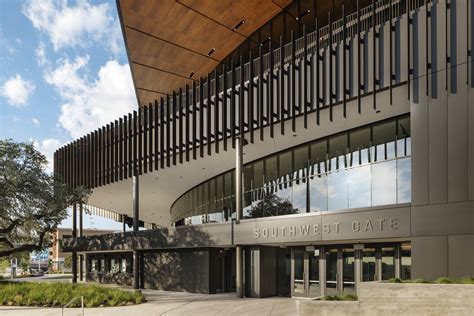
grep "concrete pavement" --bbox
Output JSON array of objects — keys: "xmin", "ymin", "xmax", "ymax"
[{"xmin": 0, "ymin": 290, "xmax": 301, "ymax": 316}]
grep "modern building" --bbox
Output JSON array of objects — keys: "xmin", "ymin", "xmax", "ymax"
[
  {"xmin": 58, "ymin": 0, "xmax": 473, "ymax": 298},
  {"xmin": 49, "ymin": 227, "xmax": 115, "ymax": 272}
]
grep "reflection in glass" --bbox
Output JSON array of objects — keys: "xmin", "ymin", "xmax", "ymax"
[
  {"xmin": 348, "ymin": 165, "xmax": 371, "ymax": 208},
  {"xmin": 362, "ymin": 248, "xmax": 376, "ymax": 281},
  {"xmin": 310, "ymin": 175, "xmax": 327, "ymax": 212},
  {"xmin": 308, "ymin": 251, "xmax": 320, "ymax": 296},
  {"xmin": 381, "ymin": 247, "xmax": 395, "ymax": 280},
  {"xmin": 328, "ymin": 169, "xmax": 348, "ymax": 210},
  {"xmin": 397, "ymin": 158, "xmax": 411, "ymax": 203},
  {"xmin": 401, "ymin": 243, "xmax": 412, "ymax": 280},
  {"xmin": 371, "ymin": 160, "xmax": 397, "ymax": 206},
  {"xmin": 293, "ymin": 249, "xmax": 305, "ymax": 295},
  {"xmin": 343, "ymin": 249, "xmax": 355, "ymax": 294},
  {"xmin": 326, "ymin": 249, "xmax": 338, "ymax": 295},
  {"xmin": 292, "ymin": 179, "xmax": 307, "ymax": 213}
]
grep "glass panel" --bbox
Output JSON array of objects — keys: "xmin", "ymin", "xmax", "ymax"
[
  {"xmin": 381, "ymin": 247, "xmax": 396, "ymax": 280},
  {"xmin": 371, "ymin": 160, "xmax": 397, "ymax": 206},
  {"xmin": 292, "ymin": 177, "xmax": 307, "ymax": 214},
  {"xmin": 265, "ymin": 156, "xmax": 278, "ymax": 183},
  {"xmin": 293, "ymin": 249, "xmax": 305, "ymax": 295},
  {"xmin": 350, "ymin": 127, "xmax": 371, "ymax": 152},
  {"xmin": 401, "ymin": 243, "xmax": 412, "ymax": 280},
  {"xmin": 308, "ymin": 251, "xmax": 320, "ymax": 296},
  {"xmin": 397, "ymin": 158, "xmax": 411, "ymax": 203},
  {"xmin": 310, "ymin": 140, "xmax": 327, "ymax": 166},
  {"xmin": 348, "ymin": 165, "xmax": 371, "ymax": 208},
  {"xmin": 342, "ymin": 248, "xmax": 355, "ymax": 294},
  {"xmin": 294, "ymin": 146, "xmax": 309, "ymax": 173},
  {"xmin": 329, "ymin": 134, "xmax": 348, "ymax": 161},
  {"xmin": 310, "ymin": 175, "xmax": 328, "ymax": 212},
  {"xmin": 253, "ymin": 161, "xmax": 264, "ymax": 189},
  {"xmin": 373, "ymin": 120, "xmax": 397, "ymax": 146},
  {"xmin": 244, "ymin": 165, "xmax": 253, "ymax": 192},
  {"xmin": 326, "ymin": 248, "xmax": 338, "ymax": 295},
  {"xmin": 362, "ymin": 248, "xmax": 376, "ymax": 281},
  {"xmin": 274, "ymin": 185, "xmax": 294, "ymax": 216},
  {"xmin": 328, "ymin": 169, "xmax": 349, "ymax": 210},
  {"xmin": 278, "ymin": 151, "xmax": 292, "ymax": 178},
  {"xmin": 121, "ymin": 259, "xmax": 127, "ymax": 273}
]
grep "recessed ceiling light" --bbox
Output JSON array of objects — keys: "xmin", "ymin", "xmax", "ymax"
[
  {"xmin": 207, "ymin": 48, "xmax": 216, "ymax": 57},
  {"xmin": 202, "ymin": 167, "xmax": 206, "ymax": 170},
  {"xmin": 232, "ymin": 19, "xmax": 245, "ymax": 31}
]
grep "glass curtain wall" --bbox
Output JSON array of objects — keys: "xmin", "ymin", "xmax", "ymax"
[{"xmin": 172, "ymin": 116, "xmax": 411, "ymax": 226}]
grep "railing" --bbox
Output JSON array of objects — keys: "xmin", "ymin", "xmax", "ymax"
[{"xmin": 61, "ymin": 296, "xmax": 84, "ymax": 316}]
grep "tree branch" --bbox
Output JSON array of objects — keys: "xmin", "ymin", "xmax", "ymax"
[
  {"xmin": 0, "ymin": 231, "xmax": 47, "ymax": 258},
  {"xmin": 0, "ymin": 220, "xmax": 20, "ymax": 234}
]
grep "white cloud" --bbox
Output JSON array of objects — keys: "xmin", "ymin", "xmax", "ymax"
[
  {"xmin": 32, "ymin": 117, "xmax": 40, "ymax": 127},
  {"xmin": 1, "ymin": 75, "xmax": 36, "ymax": 107},
  {"xmin": 32, "ymin": 138, "xmax": 63, "ymax": 173},
  {"xmin": 35, "ymin": 42, "xmax": 48, "ymax": 66},
  {"xmin": 23, "ymin": 0, "xmax": 122, "ymax": 54},
  {"xmin": 45, "ymin": 57, "xmax": 136, "ymax": 138}
]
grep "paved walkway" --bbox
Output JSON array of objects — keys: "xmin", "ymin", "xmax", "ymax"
[{"xmin": 0, "ymin": 290, "xmax": 302, "ymax": 316}]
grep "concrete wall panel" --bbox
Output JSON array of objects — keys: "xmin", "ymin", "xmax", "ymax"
[
  {"xmin": 448, "ymin": 235, "xmax": 474, "ymax": 278},
  {"xmin": 411, "ymin": 235, "xmax": 448, "ymax": 280}
]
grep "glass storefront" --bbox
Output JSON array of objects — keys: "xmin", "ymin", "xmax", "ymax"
[
  {"xmin": 172, "ymin": 115, "xmax": 411, "ymax": 226},
  {"xmin": 290, "ymin": 242, "xmax": 410, "ymax": 297}
]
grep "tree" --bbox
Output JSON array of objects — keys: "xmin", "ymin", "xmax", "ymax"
[
  {"xmin": 246, "ymin": 193, "xmax": 299, "ymax": 218},
  {"xmin": 0, "ymin": 139, "xmax": 89, "ymax": 258}
]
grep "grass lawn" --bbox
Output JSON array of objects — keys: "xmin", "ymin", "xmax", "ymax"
[
  {"xmin": 0, "ymin": 282, "xmax": 145, "ymax": 307},
  {"xmin": 388, "ymin": 277, "xmax": 474, "ymax": 284}
]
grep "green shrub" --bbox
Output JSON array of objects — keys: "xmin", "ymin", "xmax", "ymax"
[
  {"xmin": 436, "ymin": 277, "xmax": 453, "ymax": 284},
  {"xmin": 321, "ymin": 294, "xmax": 357, "ymax": 301},
  {"xmin": 0, "ymin": 282, "xmax": 145, "ymax": 307},
  {"xmin": 388, "ymin": 278, "xmax": 402, "ymax": 283},
  {"xmin": 461, "ymin": 277, "xmax": 474, "ymax": 284},
  {"xmin": 412, "ymin": 278, "xmax": 430, "ymax": 283}
]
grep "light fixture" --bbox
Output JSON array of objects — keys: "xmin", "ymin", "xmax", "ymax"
[
  {"xmin": 207, "ymin": 48, "xmax": 216, "ymax": 57},
  {"xmin": 232, "ymin": 19, "xmax": 245, "ymax": 31},
  {"xmin": 189, "ymin": 72, "xmax": 195, "ymax": 79},
  {"xmin": 296, "ymin": 9, "xmax": 311, "ymax": 21}
]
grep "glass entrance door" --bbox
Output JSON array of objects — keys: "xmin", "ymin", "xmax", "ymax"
[
  {"xmin": 342, "ymin": 248, "xmax": 355, "ymax": 294},
  {"xmin": 291, "ymin": 248, "xmax": 320, "ymax": 297},
  {"xmin": 325, "ymin": 248, "xmax": 338, "ymax": 295}
]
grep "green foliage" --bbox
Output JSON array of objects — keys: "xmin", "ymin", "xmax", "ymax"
[
  {"xmin": 63, "ymin": 254, "xmax": 72, "ymax": 269},
  {"xmin": 388, "ymin": 278, "xmax": 403, "ymax": 283},
  {"xmin": 321, "ymin": 294, "xmax": 358, "ymax": 301},
  {"xmin": 412, "ymin": 278, "xmax": 431, "ymax": 283},
  {"xmin": 0, "ymin": 139, "xmax": 90, "ymax": 258},
  {"xmin": 0, "ymin": 282, "xmax": 145, "ymax": 307},
  {"xmin": 246, "ymin": 194, "xmax": 300, "ymax": 218},
  {"xmin": 436, "ymin": 277, "xmax": 453, "ymax": 284}
]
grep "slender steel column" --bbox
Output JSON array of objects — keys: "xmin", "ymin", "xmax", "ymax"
[
  {"xmin": 395, "ymin": 244, "xmax": 401, "ymax": 279},
  {"xmin": 122, "ymin": 214, "xmax": 126, "ymax": 233},
  {"xmin": 72, "ymin": 203, "xmax": 77, "ymax": 284},
  {"xmin": 133, "ymin": 170, "xmax": 139, "ymax": 232},
  {"xmin": 132, "ymin": 168, "xmax": 140, "ymax": 290},
  {"xmin": 79, "ymin": 203, "xmax": 83, "ymax": 281},
  {"xmin": 235, "ymin": 136, "xmax": 244, "ymax": 298},
  {"xmin": 133, "ymin": 250, "xmax": 139, "ymax": 290}
]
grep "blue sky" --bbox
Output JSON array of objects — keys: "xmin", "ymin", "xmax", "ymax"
[{"xmin": 0, "ymin": 0, "xmax": 138, "ymax": 231}]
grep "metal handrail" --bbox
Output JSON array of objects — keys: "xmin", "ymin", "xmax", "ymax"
[{"xmin": 61, "ymin": 295, "xmax": 84, "ymax": 316}]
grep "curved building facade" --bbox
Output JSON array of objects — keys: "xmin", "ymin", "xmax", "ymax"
[{"xmin": 57, "ymin": 0, "xmax": 474, "ymax": 298}]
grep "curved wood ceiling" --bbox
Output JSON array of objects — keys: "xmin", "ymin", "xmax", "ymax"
[{"xmin": 118, "ymin": 0, "xmax": 292, "ymax": 107}]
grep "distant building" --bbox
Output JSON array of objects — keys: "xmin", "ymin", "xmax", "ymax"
[{"xmin": 49, "ymin": 228, "xmax": 115, "ymax": 271}]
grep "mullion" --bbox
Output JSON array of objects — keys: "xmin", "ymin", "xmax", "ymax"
[
  {"xmin": 179, "ymin": 88, "xmax": 183, "ymax": 163},
  {"xmin": 149, "ymin": 104, "xmax": 154, "ymax": 171}
]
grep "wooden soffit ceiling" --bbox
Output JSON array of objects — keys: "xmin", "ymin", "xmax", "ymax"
[{"xmin": 118, "ymin": 0, "xmax": 292, "ymax": 107}]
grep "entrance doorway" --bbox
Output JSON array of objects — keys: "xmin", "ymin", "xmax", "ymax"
[{"xmin": 291, "ymin": 247, "xmax": 320, "ymax": 297}]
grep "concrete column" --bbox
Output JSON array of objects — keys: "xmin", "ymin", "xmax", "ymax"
[
  {"xmin": 319, "ymin": 247, "xmax": 327, "ymax": 297},
  {"xmin": 72, "ymin": 203, "xmax": 77, "ymax": 284},
  {"xmin": 354, "ymin": 249, "xmax": 363, "ymax": 294},
  {"xmin": 235, "ymin": 136, "xmax": 244, "ymax": 298},
  {"xmin": 79, "ymin": 203, "xmax": 83, "ymax": 281},
  {"xmin": 375, "ymin": 248, "xmax": 382, "ymax": 281},
  {"xmin": 395, "ymin": 244, "xmax": 402, "ymax": 279}
]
